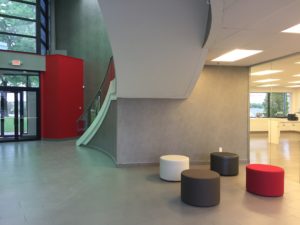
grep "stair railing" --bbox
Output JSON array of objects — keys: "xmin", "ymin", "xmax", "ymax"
[{"xmin": 77, "ymin": 57, "xmax": 115, "ymax": 134}]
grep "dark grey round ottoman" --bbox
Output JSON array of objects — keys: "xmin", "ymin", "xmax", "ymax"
[
  {"xmin": 181, "ymin": 169, "xmax": 220, "ymax": 207},
  {"xmin": 210, "ymin": 152, "xmax": 239, "ymax": 176}
]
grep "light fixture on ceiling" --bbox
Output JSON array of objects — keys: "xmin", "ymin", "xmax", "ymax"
[
  {"xmin": 288, "ymin": 81, "xmax": 300, "ymax": 84},
  {"xmin": 293, "ymin": 74, "xmax": 300, "ymax": 77},
  {"xmin": 295, "ymin": 62, "xmax": 300, "ymax": 64},
  {"xmin": 257, "ymin": 84, "xmax": 279, "ymax": 87},
  {"xmin": 211, "ymin": 49, "xmax": 263, "ymax": 62},
  {"xmin": 286, "ymin": 85, "xmax": 300, "ymax": 88},
  {"xmin": 254, "ymin": 79, "xmax": 280, "ymax": 83},
  {"xmin": 282, "ymin": 23, "xmax": 300, "ymax": 33},
  {"xmin": 250, "ymin": 70, "xmax": 283, "ymax": 76}
]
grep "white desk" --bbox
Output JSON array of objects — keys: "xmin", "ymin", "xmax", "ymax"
[{"xmin": 268, "ymin": 120, "xmax": 300, "ymax": 144}]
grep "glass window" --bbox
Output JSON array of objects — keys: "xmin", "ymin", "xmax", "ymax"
[
  {"xmin": 0, "ymin": 0, "xmax": 48, "ymax": 54},
  {"xmin": 0, "ymin": 34, "xmax": 36, "ymax": 52},
  {"xmin": 40, "ymin": 0, "xmax": 46, "ymax": 13},
  {"xmin": 0, "ymin": 0, "xmax": 36, "ymax": 20},
  {"xmin": 41, "ymin": 43, "xmax": 46, "ymax": 55},
  {"xmin": 0, "ymin": 16, "xmax": 36, "ymax": 36},
  {"xmin": 0, "ymin": 75, "xmax": 27, "ymax": 87},
  {"xmin": 28, "ymin": 76, "xmax": 39, "ymax": 88},
  {"xmin": 41, "ymin": 28, "xmax": 46, "ymax": 43},
  {"xmin": 40, "ymin": 13, "xmax": 46, "ymax": 28},
  {"xmin": 250, "ymin": 92, "xmax": 290, "ymax": 118},
  {"xmin": 250, "ymin": 93, "xmax": 268, "ymax": 118},
  {"xmin": 270, "ymin": 93, "xmax": 290, "ymax": 118}
]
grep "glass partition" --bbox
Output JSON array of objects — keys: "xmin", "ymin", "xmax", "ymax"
[{"xmin": 250, "ymin": 53, "xmax": 300, "ymax": 183}]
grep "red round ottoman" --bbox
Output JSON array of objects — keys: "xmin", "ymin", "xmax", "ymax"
[{"xmin": 246, "ymin": 164, "xmax": 284, "ymax": 197}]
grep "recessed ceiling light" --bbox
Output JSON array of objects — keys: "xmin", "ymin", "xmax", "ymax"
[
  {"xmin": 257, "ymin": 84, "xmax": 279, "ymax": 87},
  {"xmin": 250, "ymin": 70, "xmax": 283, "ymax": 76},
  {"xmin": 286, "ymin": 85, "xmax": 300, "ymax": 88},
  {"xmin": 282, "ymin": 23, "xmax": 300, "ymax": 33},
  {"xmin": 257, "ymin": 84, "xmax": 280, "ymax": 88},
  {"xmin": 254, "ymin": 79, "xmax": 280, "ymax": 83},
  {"xmin": 289, "ymin": 81, "xmax": 300, "ymax": 84},
  {"xmin": 293, "ymin": 74, "xmax": 300, "ymax": 77},
  {"xmin": 211, "ymin": 49, "xmax": 263, "ymax": 62}
]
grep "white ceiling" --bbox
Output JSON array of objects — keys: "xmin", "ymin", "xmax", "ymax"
[
  {"xmin": 250, "ymin": 53, "xmax": 300, "ymax": 89},
  {"xmin": 206, "ymin": 0, "xmax": 300, "ymax": 66}
]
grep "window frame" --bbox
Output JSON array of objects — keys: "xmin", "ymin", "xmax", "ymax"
[{"xmin": 0, "ymin": 0, "xmax": 48, "ymax": 54}]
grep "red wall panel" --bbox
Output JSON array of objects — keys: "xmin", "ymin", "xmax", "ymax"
[{"xmin": 41, "ymin": 55, "xmax": 84, "ymax": 139}]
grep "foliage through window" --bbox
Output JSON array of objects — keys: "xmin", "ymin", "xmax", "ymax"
[
  {"xmin": 0, "ymin": 0, "xmax": 48, "ymax": 54},
  {"xmin": 250, "ymin": 92, "xmax": 290, "ymax": 118},
  {"xmin": 0, "ymin": 72, "xmax": 39, "ymax": 88}
]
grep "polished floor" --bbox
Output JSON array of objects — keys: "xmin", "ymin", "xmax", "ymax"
[{"xmin": 0, "ymin": 137, "xmax": 300, "ymax": 225}]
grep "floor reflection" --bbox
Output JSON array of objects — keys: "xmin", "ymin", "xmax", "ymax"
[{"xmin": 250, "ymin": 132, "xmax": 300, "ymax": 182}]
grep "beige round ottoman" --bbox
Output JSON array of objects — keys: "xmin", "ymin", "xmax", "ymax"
[{"xmin": 160, "ymin": 155, "xmax": 189, "ymax": 181}]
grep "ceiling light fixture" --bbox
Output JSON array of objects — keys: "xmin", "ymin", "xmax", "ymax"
[
  {"xmin": 250, "ymin": 70, "xmax": 283, "ymax": 76},
  {"xmin": 211, "ymin": 49, "xmax": 263, "ymax": 62},
  {"xmin": 286, "ymin": 85, "xmax": 300, "ymax": 88},
  {"xmin": 288, "ymin": 81, "xmax": 300, "ymax": 84},
  {"xmin": 254, "ymin": 79, "xmax": 280, "ymax": 83},
  {"xmin": 295, "ymin": 62, "xmax": 300, "ymax": 64},
  {"xmin": 282, "ymin": 23, "xmax": 300, "ymax": 33},
  {"xmin": 257, "ymin": 84, "xmax": 279, "ymax": 87}
]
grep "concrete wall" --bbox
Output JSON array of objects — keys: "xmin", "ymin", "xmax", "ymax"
[
  {"xmin": 98, "ymin": 0, "xmax": 210, "ymax": 98},
  {"xmin": 55, "ymin": 0, "xmax": 113, "ymax": 108},
  {"xmin": 116, "ymin": 66, "xmax": 249, "ymax": 165}
]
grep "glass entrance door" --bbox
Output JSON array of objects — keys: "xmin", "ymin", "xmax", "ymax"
[
  {"xmin": 0, "ymin": 90, "xmax": 39, "ymax": 141},
  {"xmin": 0, "ymin": 91, "xmax": 16, "ymax": 138}
]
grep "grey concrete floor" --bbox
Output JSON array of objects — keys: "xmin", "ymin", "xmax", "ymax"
[{"xmin": 0, "ymin": 139, "xmax": 300, "ymax": 225}]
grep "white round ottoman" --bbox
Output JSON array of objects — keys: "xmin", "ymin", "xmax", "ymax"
[{"xmin": 160, "ymin": 155, "xmax": 190, "ymax": 181}]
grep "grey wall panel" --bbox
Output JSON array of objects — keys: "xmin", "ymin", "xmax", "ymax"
[
  {"xmin": 117, "ymin": 66, "xmax": 249, "ymax": 165},
  {"xmin": 55, "ymin": 0, "xmax": 113, "ymax": 108},
  {"xmin": 0, "ymin": 52, "xmax": 45, "ymax": 71},
  {"xmin": 87, "ymin": 101, "xmax": 117, "ymax": 161}
]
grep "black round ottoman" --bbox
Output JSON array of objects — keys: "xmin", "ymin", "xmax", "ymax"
[
  {"xmin": 181, "ymin": 169, "xmax": 220, "ymax": 207},
  {"xmin": 210, "ymin": 152, "xmax": 239, "ymax": 176}
]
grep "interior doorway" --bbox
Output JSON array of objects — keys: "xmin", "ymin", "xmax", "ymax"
[{"xmin": 0, "ymin": 70, "xmax": 40, "ymax": 142}]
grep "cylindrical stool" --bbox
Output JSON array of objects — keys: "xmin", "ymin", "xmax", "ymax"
[
  {"xmin": 246, "ymin": 164, "xmax": 284, "ymax": 197},
  {"xmin": 210, "ymin": 152, "xmax": 239, "ymax": 176},
  {"xmin": 160, "ymin": 155, "xmax": 189, "ymax": 181},
  {"xmin": 181, "ymin": 169, "xmax": 220, "ymax": 207}
]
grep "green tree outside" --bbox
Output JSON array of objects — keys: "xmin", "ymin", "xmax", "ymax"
[
  {"xmin": 263, "ymin": 93, "xmax": 289, "ymax": 117},
  {"xmin": 0, "ymin": 0, "xmax": 36, "ymax": 52}
]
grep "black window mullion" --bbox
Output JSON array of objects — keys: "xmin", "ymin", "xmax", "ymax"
[
  {"xmin": 283, "ymin": 93, "xmax": 287, "ymax": 115},
  {"xmin": 0, "ymin": 32, "xmax": 36, "ymax": 39},
  {"xmin": 20, "ymin": 91, "xmax": 24, "ymax": 137},
  {"xmin": 11, "ymin": 0, "xmax": 36, "ymax": 6},
  {"xmin": 36, "ymin": 0, "xmax": 41, "ymax": 54},
  {"xmin": 0, "ymin": 14, "xmax": 36, "ymax": 22},
  {"xmin": 267, "ymin": 93, "xmax": 271, "ymax": 118},
  {"xmin": 0, "ymin": 92, "xmax": 4, "ymax": 136}
]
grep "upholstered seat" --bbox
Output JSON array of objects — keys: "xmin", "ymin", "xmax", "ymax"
[{"xmin": 159, "ymin": 155, "xmax": 189, "ymax": 181}]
